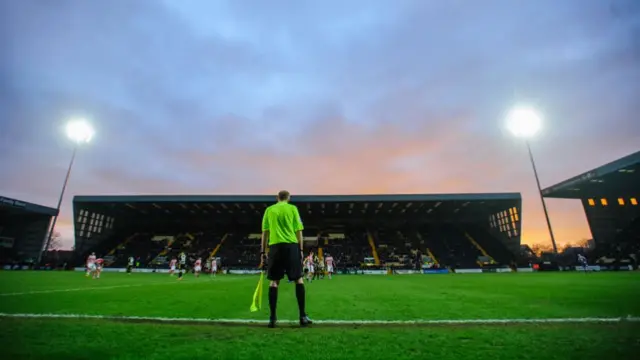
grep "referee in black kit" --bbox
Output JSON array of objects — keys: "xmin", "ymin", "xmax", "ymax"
[{"xmin": 260, "ymin": 190, "xmax": 312, "ymax": 328}]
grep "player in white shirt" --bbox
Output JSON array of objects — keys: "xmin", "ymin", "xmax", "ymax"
[
  {"xmin": 578, "ymin": 254, "xmax": 589, "ymax": 273},
  {"xmin": 127, "ymin": 256, "xmax": 135, "ymax": 274},
  {"xmin": 177, "ymin": 252, "xmax": 187, "ymax": 281},
  {"xmin": 86, "ymin": 253, "xmax": 97, "ymax": 277},
  {"xmin": 325, "ymin": 254, "xmax": 335, "ymax": 279},
  {"xmin": 210, "ymin": 257, "xmax": 217, "ymax": 277},
  {"xmin": 194, "ymin": 258, "xmax": 202, "ymax": 278},
  {"xmin": 313, "ymin": 255, "xmax": 322, "ymax": 280}
]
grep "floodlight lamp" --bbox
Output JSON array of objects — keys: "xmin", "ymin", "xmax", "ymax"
[
  {"xmin": 66, "ymin": 120, "xmax": 95, "ymax": 144},
  {"xmin": 506, "ymin": 106, "xmax": 542, "ymax": 138}
]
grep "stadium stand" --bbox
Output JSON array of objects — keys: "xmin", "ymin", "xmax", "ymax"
[
  {"xmin": 0, "ymin": 196, "xmax": 58, "ymax": 266},
  {"xmin": 71, "ymin": 193, "xmax": 523, "ymax": 271},
  {"xmin": 542, "ymin": 150, "xmax": 640, "ymax": 269}
]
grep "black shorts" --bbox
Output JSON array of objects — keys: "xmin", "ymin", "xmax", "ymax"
[
  {"xmin": 267, "ymin": 243, "xmax": 302, "ymax": 281},
  {"xmin": 126, "ymin": 265, "xmax": 133, "ymax": 272}
]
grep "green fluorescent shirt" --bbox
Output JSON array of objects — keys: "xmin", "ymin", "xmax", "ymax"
[{"xmin": 262, "ymin": 202, "xmax": 304, "ymax": 245}]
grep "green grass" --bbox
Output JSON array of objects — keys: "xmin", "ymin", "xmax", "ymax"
[{"xmin": 1, "ymin": 271, "xmax": 639, "ymax": 359}]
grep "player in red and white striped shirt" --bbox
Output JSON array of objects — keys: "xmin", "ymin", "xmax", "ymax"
[
  {"xmin": 95, "ymin": 258, "xmax": 104, "ymax": 279},
  {"xmin": 194, "ymin": 258, "xmax": 202, "ymax": 278},
  {"xmin": 304, "ymin": 252, "xmax": 315, "ymax": 283},
  {"xmin": 325, "ymin": 254, "xmax": 335, "ymax": 280},
  {"xmin": 169, "ymin": 258, "xmax": 177, "ymax": 276},
  {"xmin": 86, "ymin": 253, "xmax": 97, "ymax": 277},
  {"xmin": 210, "ymin": 257, "xmax": 217, "ymax": 277}
]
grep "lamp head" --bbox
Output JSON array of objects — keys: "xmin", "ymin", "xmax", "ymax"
[
  {"xmin": 66, "ymin": 120, "xmax": 94, "ymax": 144},
  {"xmin": 506, "ymin": 106, "xmax": 542, "ymax": 138}
]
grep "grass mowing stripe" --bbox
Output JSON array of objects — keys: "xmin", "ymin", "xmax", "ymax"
[{"xmin": 1, "ymin": 313, "xmax": 638, "ymax": 326}]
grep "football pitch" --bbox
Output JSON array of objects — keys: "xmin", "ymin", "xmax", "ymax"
[{"xmin": 1, "ymin": 271, "xmax": 639, "ymax": 360}]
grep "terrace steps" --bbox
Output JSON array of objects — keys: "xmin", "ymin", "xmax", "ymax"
[
  {"xmin": 209, "ymin": 233, "xmax": 229, "ymax": 258},
  {"xmin": 465, "ymin": 232, "xmax": 494, "ymax": 265},
  {"xmin": 366, "ymin": 231, "xmax": 381, "ymax": 265}
]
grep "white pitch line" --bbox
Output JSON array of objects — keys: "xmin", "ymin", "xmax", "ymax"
[
  {"xmin": 0, "ymin": 313, "xmax": 638, "ymax": 325},
  {"xmin": 0, "ymin": 281, "xmax": 180, "ymax": 297},
  {"xmin": 0, "ymin": 275, "xmax": 235, "ymax": 297}
]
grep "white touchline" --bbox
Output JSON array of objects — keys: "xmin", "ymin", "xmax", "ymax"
[{"xmin": 0, "ymin": 313, "xmax": 638, "ymax": 325}]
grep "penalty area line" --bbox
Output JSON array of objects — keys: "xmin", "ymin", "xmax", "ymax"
[{"xmin": 0, "ymin": 313, "xmax": 638, "ymax": 326}]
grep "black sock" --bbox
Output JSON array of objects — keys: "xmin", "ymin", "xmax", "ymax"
[
  {"xmin": 295, "ymin": 283, "xmax": 306, "ymax": 317},
  {"xmin": 178, "ymin": 270, "xmax": 183, "ymax": 278},
  {"xmin": 268, "ymin": 287, "xmax": 278, "ymax": 320}
]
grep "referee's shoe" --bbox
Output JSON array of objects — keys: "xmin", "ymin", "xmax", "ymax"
[
  {"xmin": 300, "ymin": 315, "xmax": 313, "ymax": 327},
  {"xmin": 267, "ymin": 315, "xmax": 313, "ymax": 328}
]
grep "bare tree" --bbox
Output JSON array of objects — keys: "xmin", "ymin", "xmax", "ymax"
[
  {"xmin": 558, "ymin": 239, "xmax": 591, "ymax": 253},
  {"xmin": 575, "ymin": 238, "xmax": 591, "ymax": 248},
  {"xmin": 561, "ymin": 243, "xmax": 574, "ymax": 253},
  {"xmin": 531, "ymin": 243, "xmax": 554, "ymax": 256}
]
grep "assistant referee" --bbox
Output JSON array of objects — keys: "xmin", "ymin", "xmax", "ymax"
[{"xmin": 260, "ymin": 190, "xmax": 312, "ymax": 328}]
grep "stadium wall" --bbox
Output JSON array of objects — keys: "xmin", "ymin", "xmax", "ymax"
[
  {"xmin": 394, "ymin": 270, "xmax": 422, "ymax": 274},
  {"xmin": 58, "ymin": 265, "xmax": 638, "ymax": 274},
  {"xmin": 69, "ymin": 266, "xmax": 636, "ymax": 274},
  {"xmin": 454, "ymin": 269, "xmax": 483, "ymax": 274}
]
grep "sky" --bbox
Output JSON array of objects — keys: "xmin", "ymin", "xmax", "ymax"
[{"xmin": 1, "ymin": 0, "xmax": 639, "ymax": 250}]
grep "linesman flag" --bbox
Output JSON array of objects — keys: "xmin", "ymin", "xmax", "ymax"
[{"xmin": 250, "ymin": 271, "xmax": 264, "ymax": 312}]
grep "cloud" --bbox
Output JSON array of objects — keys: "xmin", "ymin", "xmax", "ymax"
[{"xmin": 1, "ymin": 0, "xmax": 639, "ymax": 249}]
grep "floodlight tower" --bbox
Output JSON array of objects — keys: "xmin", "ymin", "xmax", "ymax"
[
  {"xmin": 506, "ymin": 106, "xmax": 558, "ymax": 254},
  {"xmin": 40, "ymin": 120, "xmax": 95, "ymax": 263}
]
